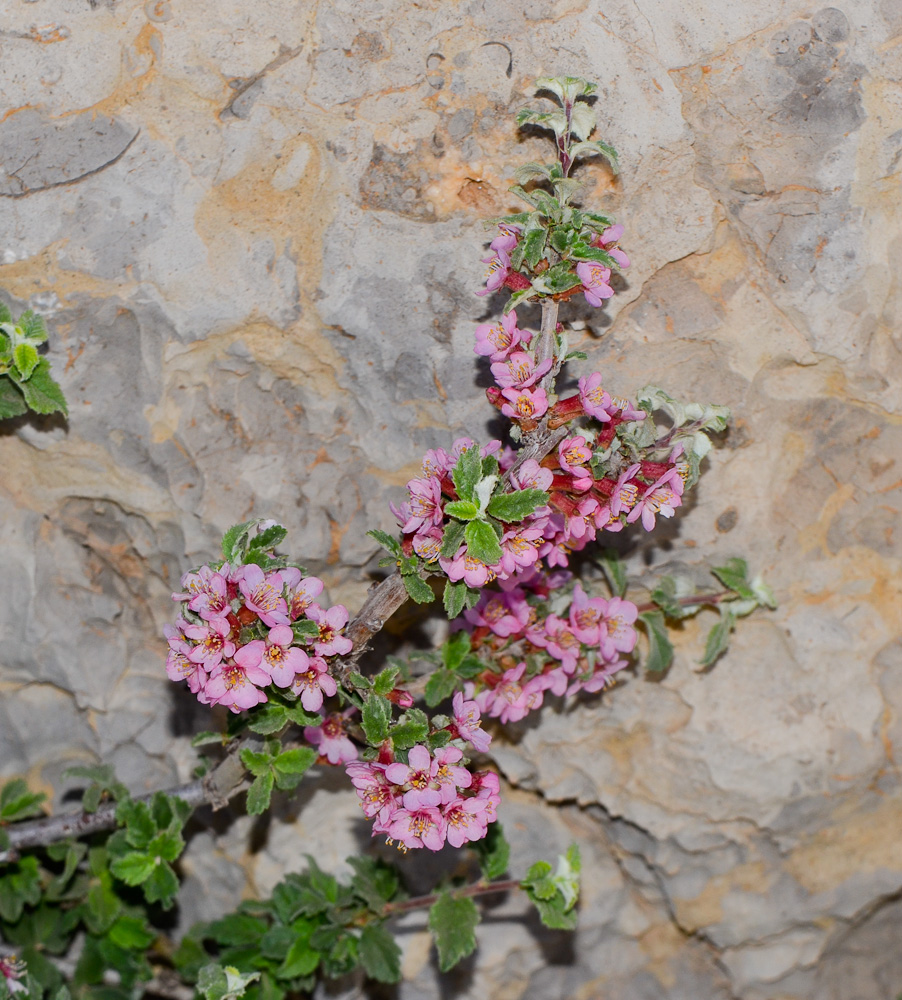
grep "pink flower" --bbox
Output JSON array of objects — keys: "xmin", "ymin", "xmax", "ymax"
[
  {"xmin": 626, "ymin": 470, "xmax": 684, "ymax": 531},
  {"xmin": 510, "ymin": 458, "xmax": 553, "ymax": 493},
  {"xmin": 608, "ymin": 394, "xmax": 646, "ymax": 422},
  {"xmin": 307, "ymin": 604, "xmax": 353, "ymax": 657},
  {"xmin": 184, "ymin": 617, "xmax": 236, "ymax": 670},
  {"xmin": 205, "ymin": 652, "xmax": 270, "ymax": 713},
  {"xmin": 290, "ymin": 655, "xmax": 337, "ymax": 712},
  {"xmin": 490, "ymin": 223, "xmax": 521, "ymax": 252},
  {"xmin": 490, "ymin": 351, "xmax": 552, "ymax": 389},
  {"xmin": 452, "ymin": 691, "xmax": 492, "ymax": 753},
  {"xmin": 238, "ymin": 565, "xmax": 289, "ymax": 627},
  {"xmin": 443, "ymin": 796, "xmax": 490, "ymax": 848},
  {"xmin": 610, "ymin": 463, "xmax": 642, "ymax": 518},
  {"xmin": 568, "ymin": 583, "xmax": 607, "ymax": 645},
  {"xmin": 464, "ymin": 592, "xmax": 527, "ymax": 637},
  {"xmin": 166, "ymin": 646, "xmax": 210, "ymax": 700},
  {"xmin": 476, "ymin": 249, "xmax": 511, "ymax": 296},
  {"xmin": 474, "ymin": 311, "xmax": 531, "ymax": 361},
  {"xmin": 599, "ymin": 597, "xmax": 639, "ymax": 659},
  {"xmin": 577, "ymin": 373, "xmax": 613, "ymax": 422},
  {"xmin": 346, "ymin": 761, "xmax": 397, "ymax": 824},
  {"xmin": 259, "ymin": 624, "xmax": 309, "ymax": 687},
  {"xmin": 403, "ymin": 476, "xmax": 444, "ymax": 534},
  {"xmin": 558, "ymin": 436, "xmax": 593, "ymax": 478},
  {"xmin": 173, "ymin": 565, "xmax": 231, "ymax": 621},
  {"xmin": 500, "ymin": 386, "xmax": 549, "ymax": 422},
  {"xmin": 543, "ymin": 615, "xmax": 581, "ymax": 672},
  {"xmin": 576, "ymin": 261, "xmax": 615, "ymax": 307},
  {"xmin": 282, "ymin": 567, "xmax": 324, "ymax": 621},
  {"xmin": 386, "ymin": 745, "xmax": 442, "ymax": 810},
  {"xmin": 440, "ymin": 550, "xmax": 499, "ymax": 589},
  {"xmin": 421, "ymin": 447, "xmax": 452, "ymax": 478},
  {"xmin": 305, "ymin": 711, "xmax": 358, "ymax": 764},
  {"xmin": 386, "ymin": 806, "xmax": 446, "ymax": 851},
  {"xmin": 479, "ymin": 662, "xmax": 548, "ymax": 724},
  {"xmin": 498, "ymin": 525, "xmax": 544, "ymax": 576},
  {"xmin": 431, "ymin": 745, "xmax": 473, "ymax": 804},
  {"xmin": 593, "ymin": 224, "xmax": 630, "ymax": 268}
]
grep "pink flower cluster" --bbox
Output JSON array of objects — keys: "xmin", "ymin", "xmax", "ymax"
[
  {"xmin": 462, "ymin": 576, "xmax": 640, "ymax": 719},
  {"xmin": 165, "ymin": 563, "xmax": 351, "ymax": 714},
  {"xmin": 347, "ymin": 738, "xmax": 500, "ymax": 852}
]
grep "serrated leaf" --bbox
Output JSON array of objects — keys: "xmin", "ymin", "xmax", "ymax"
[
  {"xmin": 221, "ymin": 521, "xmax": 256, "ymax": 563},
  {"xmin": 638, "ymin": 610, "xmax": 674, "ymax": 674},
  {"xmin": 473, "ymin": 823, "xmax": 510, "ymax": 880},
  {"xmin": 569, "ymin": 243, "xmax": 616, "ymax": 267},
  {"xmin": 12, "ymin": 342, "xmax": 39, "ymax": 380},
  {"xmin": 429, "ymin": 892, "xmax": 479, "ymax": 972},
  {"xmin": 503, "ymin": 286, "xmax": 536, "ymax": 314},
  {"xmin": 16, "ymin": 358, "xmax": 66, "ymax": 416},
  {"xmin": 440, "ymin": 520, "xmax": 467, "ymax": 560},
  {"xmin": 361, "ymin": 695, "xmax": 392, "ymax": 745},
  {"xmin": 513, "ymin": 161, "xmax": 554, "ymax": 184},
  {"xmin": 553, "ymin": 844, "xmax": 581, "ymax": 910},
  {"xmin": 700, "ymin": 610, "xmax": 736, "ymax": 668},
  {"xmin": 402, "ymin": 573, "xmax": 435, "ymax": 605},
  {"xmin": 110, "ymin": 852, "xmax": 156, "ymax": 886},
  {"xmin": 291, "ymin": 619, "xmax": 320, "ymax": 639},
  {"xmin": 711, "ymin": 558, "xmax": 756, "ymax": 601},
  {"xmin": 207, "ymin": 914, "xmax": 268, "ymax": 947},
  {"xmin": 246, "ymin": 772, "xmax": 274, "ymax": 815},
  {"xmin": 650, "ymin": 576, "xmax": 686, "ymax": 619},
  {"xmin": 245, "ymin": 704, "xmax": 289, "ymax": 735},
  {"xmin": 191, "ymin": 730, "xmax": 227, "ymax": 747},
  {"xmin": 443, "ymin": 579, "xmax": 467, "ymax": 619},
  {"xmin": 444, "ymin": 500, "xmax": 480, "ymax": 521},
  {"xmin": 116, "ymin": 799, "xmax": 156, "ymax": 849},
  {"xmin": 464, "ymin": 519, "xmax": 502, "ymax": 565},
  {"xmin": 247, "ymin": 523, "xmax": 287, "ymax": 553},
  {"xmin": 486, "ymin": 488, "xmax": 548, "ymax": 523},
  {"xmin": 0, "ymin": 376, "xmax": 27, "ymax": 419},
  {"xmin": 389, "ymin": 713, "xmax": 429, "ymax": 751},
  {"xmin": 240, "ymin": 748, "xmax": 273, "ymax": 777},
  {"xmin": 358, "ymin": 923, "xmax": 401, "ymax": 983},
  {"xmin": 348, "ymin": 856, "xmax": 399, "ymax": 911},
  {"xmin": 367, "ymin": 529, "xmax": 402, "ymax": 556},
  {"xmin": 371, "ymin": 665, "xmax": 400, "ymax": 697},
  {"xmin": 18, "ymin": 311, "xmax": 47, "ymax": 344},
  {"xmin": 532, "ymin": 262, "xmax": 581, "ymax": 295},
  {"xmin": 451, "ymin": 446, "xmax": 482, "ymax": 504},
  {"xmin": 751, "ymin": 574, "xmax": 777, "ymax": 609},
  {"xmin": 278, "ymin": 934, "xmax": 320, "ymax": 979},
  {"xmin": 515, "ymin": 108, "xmax": 568, "ymax": 135},
  {"xmin": 521, "ymin": 226, "xmax": 548, "ymax": 269}
]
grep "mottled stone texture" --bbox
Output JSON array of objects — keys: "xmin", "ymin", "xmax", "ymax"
[{"xmin": 1, "ymin": 0, "xmax": 901, "ymax": 996}]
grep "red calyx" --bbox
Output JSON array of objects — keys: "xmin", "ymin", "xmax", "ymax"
[
  {"xmin": 640, "ymin": 461, "xmax": 672, "ymax": 479},
  {"xmin": 503, "ymin": 271, "xmax": 532, "ymax": 291},
  {"xmin": 236, "ymin": 604, "xmax": 257, "ymax": 626}
]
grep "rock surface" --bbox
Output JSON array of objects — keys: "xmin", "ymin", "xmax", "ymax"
[{"xmin": 1, "ymin": 0, "xmax": 901, "ymax": 996}]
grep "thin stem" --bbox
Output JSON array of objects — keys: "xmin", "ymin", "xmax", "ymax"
[
  {"xmin": 634, "ymin": 591, "xmax": 732, "ymax": 614},
  {"xmin": 382, "ymin": 878, "xmax": 521, "ymax": 917}
]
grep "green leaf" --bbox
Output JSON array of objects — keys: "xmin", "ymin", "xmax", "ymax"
[
  {"xmin": 440, "ymin": 520, "xmax": 467, "ymax": 560},
  {"xmin": 367, "ymin": 529, "xmax": 402, "ymax": 557},
  {"xmin": 451, "ymin": 446, "xmax": 482, "ymax": 504},
  {"xmin": 503, "ymin": 286, "xmax": 536, "ymax": 314},
  {"xmin": 12, "ymin": 342, "xmax": 39, "ymax": 380},
  {"xmin": 486, "ymin": 488, "xmax": 549, "ymax": 523},
  {"xmin": 116, "ymin": 799, "xmax": 156, "ymax": 849},
  {"xmin": 464, "ymin": 519, "xmax": 502, "ymax": 566},
  {"xmin": 207, "ymin": 914, "xmax": 269, "ymax": 947},
  {"xmin": 246, "ymin": 772, "xmax": 274, "ymax": 816},
  {"xmin": 515, "ymin": 107, "xmax": 568, "ymax": 135},
  {"xmin": 248, "ymin": 524, "xmax": 287, "ymax": 553},
  {"xmin": 18, "ymin": 311, "xmax": 47, "ymax": 344},
  {"xmin": 428, "ymin": 892, "xmax": 479, "ymax": 972},
  {"xmin": 84, "ymin": 877, "xmax": 121, "ymax": 935},
  {"xmin": 0, "ymin": 377, "xmax": 27, "ymax": 419},
  {"xmin": 531, "ymin": 262, "xmax": 581, "ymax": 295},
  {"xmin": 361, "ymin": 695, "xmax": 392, "ymax": 745},
  {"xmin": 444, "ymin": 500, "xmax": 480, "ymax": 521},
  {"xmin": 198, "ymin": 964, "xmax": 260, "ymax": 1000},
  {"xmin": 638, "ymin": 610, "xmax": 674, "ymax": 674},
  {"xmin": 650, "ymin": 576, "xmax": 686, "ymax": 619},
  {"xmin": 521, "ymin": 226, "xmax": 548, "ymax": 269},
  {"xmin": 424, "ymin": 668, "xmax": 457, "ymax": 708},
  {"xmin": 0, "ymin": 779, "xmax": 46, "ymax": 822},
  {"xmin": 599, "ymin": 549, "xmax": 628, "ymax": 598},
  {"xmin": 273, "ymin": 747, "xmax": 316, "ymax": 777},
  {"xmin": 240, "ymin": 748, "xmax": 274, "ymax": 777},
  {"xmin": 553, "ymin": 844, "xmax": 581, "ymax": 910},
  {"xmin": 402, "ymin": 573, "xmax": 436, "ymax": 605},
  {"xmin": 0, "ymin": 302, "xmax": 11, "ymax": 324},
  {"xmin": 278, "ymin": 934, "xmax": 320, "ymax": 979},
  {"xmin": 568, "ymin": 101, "xmax": 596, "ymax": 141},
  {"xmin": 359, "ymin": 923, "xmax": 401, "ymax": 983},
  {"xmin": 371, "ymin": 665, "xmax": 400, "ymax": 696},
  {"xmin": 441, "ymin": 631, "xmax": 471, "ymax": 671},
  {"xmin": 699, "ymin": 610, "xmax": 736, "ymax": 668},
  {"xmin": 389, "ymin": 713, "xmax": 429, "ymax": 751},
  {"xmin": 750, "ymin": 574, "xmax": 777, "ymax": 610},
  {"xmin": 443, "ymin": 579, "xmax": 467, "ymax": 619},
  {"xmin": 473, "ymin": 823, "xmax": 510, "ymax": 880},
  {"xmin": 348, "ymin": 856, "xmax": 399, "ymax": 912},
  {"xmin": 244, "ymin": 704, "xmax": 288, "ymax": 735},
  {"xmin": 108, "ymin": 914, "xmax": 156, "ymax": 951},
  {"xmin": 16, "ymin": 358, "xmax": 67, "ymax": 416},
  {"xmin": 290, "ymin": 619, "xmax": 320, "ymax": 640},
  {"xmin": 221, "ymin": 520, "xmax": 256, "ymax": 563},
  {"xmin": 711, "ymin": 558, "xmax": 756, "ymax": 601},
  {"xmin": 0, "ymin": 856, "xmax": 41, "ymax": 921},
  {"xmin": 109, "ymin": 852, "xmax": 156, "ymax": 886},
  {"xmin": 568, "ymin": 243, "xmax": 616, "ymax": 267}
]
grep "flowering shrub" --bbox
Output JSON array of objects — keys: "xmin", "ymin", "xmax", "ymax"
[{"xmin": 0, "ymin": 76, "xmax": 775, "ymax": 1000}]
